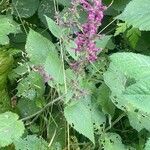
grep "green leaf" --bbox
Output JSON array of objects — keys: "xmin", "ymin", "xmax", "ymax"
[
  {"xmin": 14, "ymin": 135, "xmax": 49, "ymax": 150},
  {"xmin": 0, "ymin": 15, "xmax": 20, "ymax": 45},
  {"xmin": 96, "ymin": 35, "xmax": 113, "ymax": 49},
  {"xmin": 12, "ymin": 0, "xmax": 39, "ymax": 18},
  {"xmin": 57, "ymin": 0, "xmax": 71, "ymax": 6},
  {"xmin": 101, "ymin": 133, "xmax": 127, "ymax": 150},
  {"xmin": 97, "ymin": 84, "xmax": 115, "ymax": 116},
  {"xmin": 117, "ymin": 0, "xmax": 150, "ymax": 31},
  {"xmin": 0, "ymin": 112, "xmax": 25, "ymax": 147},
  {"xmin": 46, "ymin": 16, "xmax": 68, "ymax": 38},
  {"xmin": 16, "ymin": 71, "xmax": 45, "ymax": 100},
  {"xmin": 64, "ymin": 40, "xmax": 78, "ymax": 60},
  {"xmin": 126, "ymin": 28, "xmax": 141, "ymax": 49},
  {"xmin": 114, "ymin": 23, "xmax": 128, "ymax": 36},
  {"xmin": 17, "ymin": 98, "xmax": 41, "ymax": 118},
  {"xmin": 64, "ymin": 100, "xmax": 95, "ymax": 143},
  {"xmin": 44, "ymin": 53, "xmax": 64, "ymax": 84},
  {"xmin": 104, "ymin": 52, "xmax": 150, "ymax": 132},
  {"xmin": 38, "ymin": 0, "xmax": 55, "ymax": 25},
  {"xmin": 26, "ymin": 29, "xmax": 56, "ymax": 65},
  {"xmin": 91, "ymin": 101, "xmax": 106, "ymax": 132},
  {"xmin": 105, "ymin": 52, "xmax": 150, "ymax": 81},
  {"xmin": 111, "ymin": 0, "xmax": 131, "ymax": 12}
]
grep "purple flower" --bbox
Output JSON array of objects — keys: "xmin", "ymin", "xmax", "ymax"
[{"xmin": 74, "ymin": 0, "xmax": 106, "ymax": 61}]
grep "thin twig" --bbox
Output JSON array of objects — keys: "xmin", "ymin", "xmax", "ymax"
[
  {"xmin": 98, "ymin": 19, "xmax": 117, "ymax": 35},
  {"xmin": 107, "ymin": 0, "xmax": 114, "ymax": 9},
  {"xmin": 21, "ymin": 95, "xmax": 64, "ymax": 121},
  {"xmin": 105, "ymin": 113, "xmax": 126, "ymax": 132},
  {"xmin": 13, "ymin": 1, "xmax": 28, "ymax": 35}
]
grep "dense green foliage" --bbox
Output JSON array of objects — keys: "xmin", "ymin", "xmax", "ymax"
[{"xmin": 0, "ymin": 0, "xmax": 150, "ymax": 149}]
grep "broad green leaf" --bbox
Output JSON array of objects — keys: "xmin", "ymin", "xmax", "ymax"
[
  {"xmin": 101, "ymin": 133, "xmax": 127, "ymax": 150},
  {"xmin": 46, "ymin": 16, "xmax": 69, "ymax": 38},
  {"xmin": 17, "ymin": 98, "xmax": 41, "ymax": 118},
  {"xmin": 57, "ymin": 0, "xmax": 71, "ymax": 6},
  {"xmin": 104, "ymin": 52, "xmax": 150, "ymax": 132},
  {"xmin": 0, "ymin": 112, "xmax": 25, "ymax": 147},
  {"xmin": 104, "ymin": 0, "xmax": 131, "ymax": 12},
  {"xmin": 0, "ymin": 15, "xmax": 20, "ymax": 45},
  {"xmin": 96, "ymin": 35, "xmax": 112, "ymax": 49},
  {"xmin": 64, "ymin": 40, "xmax": 78, "ymax": 60},
  {"xmin": 64, "ymin": 100, "xmax": 95, "ymax": 143},
  {"xmin": 12, "ymin": 63, "xmax": 29, "ymax": 76},
  {"xmin": 126, "ymin": 28, "xmax": 141, "ymax": 49},
  {"xmin": 114, "ymin": 23, "xmax": 128, "ymax": 36},
  {"xmin": 104, "ymin": 63, "xmax": 126, "ymax": 95},
  {"xmin": 117, "ymin": 0, "xmax": 150, "ymax": 31},
  {"xmin": 16, "ymin": 71, "xmax": 45, "ymax": 100},
  {"xmin": 91, "ymin": 101, "xmax": 106, "ymax": 132},
  {"xmin": 111, "ymin": 0, "xmax": 131, "ymax": 12},
  {"xmin": 12, "ymin": 0, "xmax": 39, "ymax": 18},
  {"xmin": 97, "ymin": 84, "xmax": 115, "ymax": 116},
  {"xmin": 26, "ymin": 29, "xmax": 56, "ymax": 65},
  {"xmin": 117, "ymin": 76, "xmax": 150, "ymax": 131},
  {"xmin": 106, "ymin": 52, "xmax": 150, "ymax": 81},
  {"xmin": 14, "ymin": 135, "xmax": 49, "ymax": 150},
  {"xmin": 38, "ymin": 0, "xmax": 55, "ymax": 25},
  {"xmin": 44, "ymin": 53, "xmax": 64, "ymax": 84}
]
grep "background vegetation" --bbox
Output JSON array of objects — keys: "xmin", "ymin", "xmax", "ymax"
[{"xmin": 0, "ymin": 0, "xmax": 150, "ymax": 149}]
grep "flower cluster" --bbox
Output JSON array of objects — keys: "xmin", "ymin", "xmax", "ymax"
[{"xmin": 75, "ymin": 0, "xmax": 106, "ymax": 61}]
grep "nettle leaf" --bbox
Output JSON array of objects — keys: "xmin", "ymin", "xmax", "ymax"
[
  {"xmin": 17, "ymin": 98, "xmax": 41, "ymax": 118},
  {"xmin": 97, "ymin": 84, "xmax": 115, "ymax": 116},
  {"xmin": 101, "ymin": 133, "xmax": 127, "ymax": 150},
  {"xmin": 38, "ymin": 0, "xmax": 55, "ymax": 25},
  {"xmin": 57, "ymin": 0, "xmax": 71, "ymax": 6},
  {"xmin": 91, "ymin": 101, "xmax": 106, "ymax": 132},
  {"xmin": 26, "ymin": 29, "xmax": 56, "ymax": 65},
  {"xmin": 12, "ymin": 0, "xmax": 39, "ymax": 18},
  {"xmin": 44, "ymin": 52, "xmax": 64, "ymax": 84},
  {"xmin": 14, "ymin": 135, "xmax": 49, "ymax": 150},
  {"xmin": 64, "ymin": 40, "xmax": 78, "ymax": 60},
  {"xmin": 117, "ymin": 0, "xmax": 150, "ymax": 31},
  {"xmin": 16, "ymin": 71, "xmax": 45, "ymax": 100},
  {"xmin": 64, "ymin": 100, "xmax": 95, "ymax": 143},
  {"xmin": 96, "ymin": 35, "xmax": 112, "ymax": 49},
  {"xmin": 105, "ymin": 52, "xmax": 150, "ymax": 81},
  {"xmin": 118, "ymin": 76, "xmax": 150, "ymax": 131},
  {"xmin": 111, "ymin": 0, "xmax": 131, "ymax": 12},
  {"xmin": 46, "ymin": 16, "xmax": 69, "ymax": 38},
  {"xmin": 126, "ymin": 28, "xmax": 141, "ymax": 49},
  {"xmin": 0, "ymin": 112, "xmax": 25, "ymax": 147},
  {"xmin": 0, "ymin": 15, "xmax": 20, "ymax": 45},
  {"xmin": 104, "ymin": 52, "xmax": 150, "ymax": 132},
  {"xmin": 145, "ymin": 138, "xmax": 150, "ymax": 150},
  {"xmin": 114, "ymin": 23, "xmax": 128, "ymax": 36}
]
